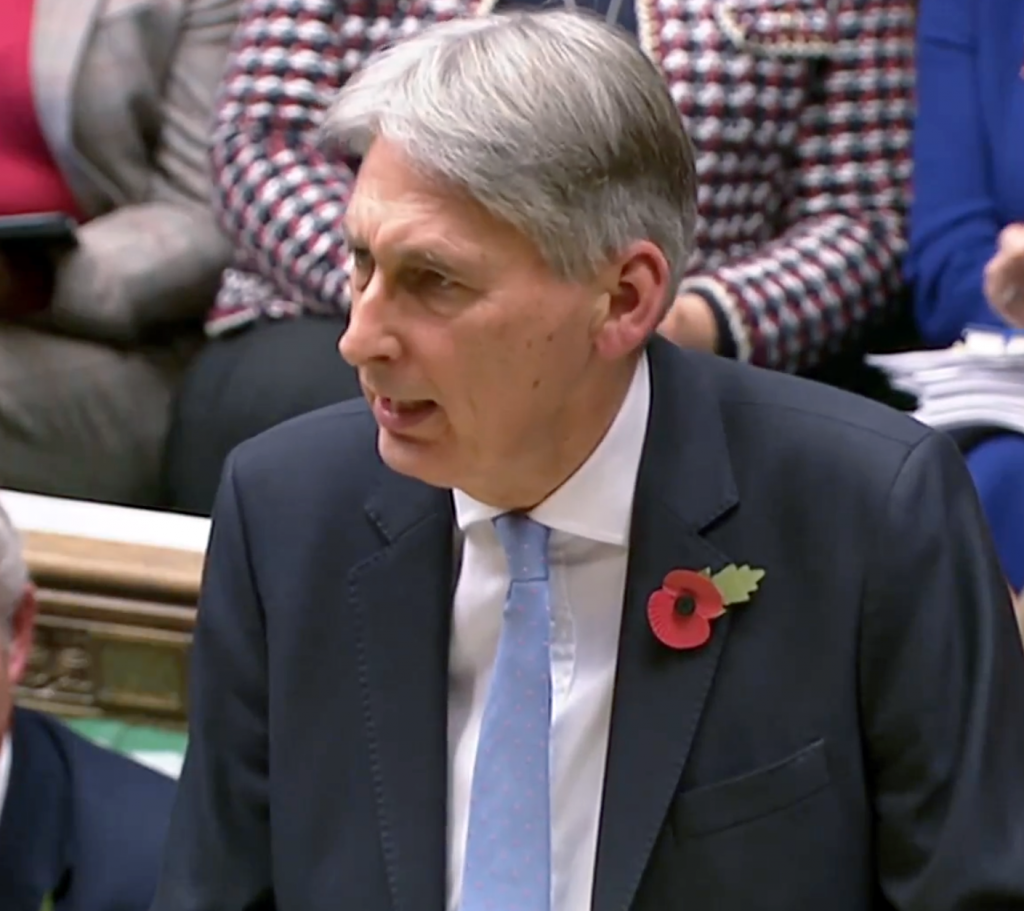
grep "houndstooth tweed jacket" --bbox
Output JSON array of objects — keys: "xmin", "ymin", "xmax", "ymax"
[
  {"xmin": 207, "ymin": 0, "xmax": 914, "ymax": 372},
  {"xmin": 30, "ymin": 0, "xmax": 238, "ymax": 343}
]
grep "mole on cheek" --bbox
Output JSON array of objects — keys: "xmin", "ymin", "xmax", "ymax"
[
  {"xmin": 532, "ymin": 378, "xmax": 541, "ymax": 390},
  {"xmin": 546, "ymin": 332, "xmax": 554, "ymax": 343}
]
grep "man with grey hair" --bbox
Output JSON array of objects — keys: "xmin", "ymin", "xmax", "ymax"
[
  {"xmin": 155, "ymin": 10, "xmax": 1024, "ymax": 911},
  {"xmin": 0, "ymin": 503, "xmax": 176, "ymax": 911}
]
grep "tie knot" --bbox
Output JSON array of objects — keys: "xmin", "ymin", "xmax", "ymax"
[{"xmin": 493, "ymin": 513, "xmax": 551, "ymax": 583}]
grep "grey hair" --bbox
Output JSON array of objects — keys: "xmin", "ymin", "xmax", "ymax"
[
  {"xmin": 0, "ymin": 502, "xmax": 28, "ymax": 637},
  {"xmin": 321, "ymin": 9, "xmax": 698, "ymax": 297}
]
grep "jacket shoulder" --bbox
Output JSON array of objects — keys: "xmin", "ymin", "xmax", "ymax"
[
  {"xmin": 19, "ymin": 710, "xmax": 175, "ymax": 911},
  {"xmin": 707, "ymin": 356, "xmax": 930, "ymax": 451},
  {"xmin": 229, "ymin": 398, "xmax": 380, "ymax": 505}
]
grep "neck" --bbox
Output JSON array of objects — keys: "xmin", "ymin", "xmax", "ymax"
[{"xmin": 468, "ymin": 356, "xmax": 638, "ymax": 511}]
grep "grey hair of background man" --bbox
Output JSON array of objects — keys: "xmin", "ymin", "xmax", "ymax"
[
  {"xmin": 0, "ymin": 502, "xmax": 28, "ymax": 638},
  {"xmin": 321, "ymin": 10, "xmax": 698, "ymax": 304}
]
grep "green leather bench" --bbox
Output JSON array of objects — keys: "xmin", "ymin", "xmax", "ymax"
[{"xmin": 66, "ymin": 717, "xmax": 187, "ymax": 779}]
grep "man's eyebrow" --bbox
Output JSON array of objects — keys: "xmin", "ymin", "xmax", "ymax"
[
  {"xmin": 396, "ymin": 247, "xmax": 459, "ymax": 269},
  {"xmin": 341, "ymin": 229, "xmax": 473, "ymax": 271},
  {"xmin": 341, "ymin": 222, "xmax": 364, "ymax": 248}
]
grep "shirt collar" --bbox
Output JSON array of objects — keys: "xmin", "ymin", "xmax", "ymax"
[{"xmin": 453, "ymin": 351, "xmax": 650, "ymax": 546}]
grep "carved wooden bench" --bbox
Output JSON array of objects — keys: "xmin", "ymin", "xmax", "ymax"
[{"xmin": 2, "ymin": 491, "xmax": 208, "ymax": 729}]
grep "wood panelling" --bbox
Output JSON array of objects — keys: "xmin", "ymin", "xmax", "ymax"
[{"xmin": 16, "ymin": 531, "xmax": 200, "ymax": 727}]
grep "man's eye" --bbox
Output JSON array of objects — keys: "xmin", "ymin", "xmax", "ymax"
[
  {"xmin": 411, "ymin": 269, "xmax": 456, "ymax": 293},
  {"xmin": 350, "ymin": 249, "xmax": 374, "ymax": 290}
]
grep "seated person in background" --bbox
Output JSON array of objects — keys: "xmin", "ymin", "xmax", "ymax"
[
  {"xmin": 162, "ymin": 0, "xmax": 915, "ymax": 516},
  {"xmin": 905, "ymin": 0, "xmax": 1024, "ymax": 592},
  {"xmin": 0, "ymin": 503, "xmax": 176, "ymax": 911},
  {"xmin": 0, "ymin": 0, "xmax": 238, "ymax": 508}
]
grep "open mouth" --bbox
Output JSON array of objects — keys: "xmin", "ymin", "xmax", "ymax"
[
  {"xmin": 379, "ymin": 397, "xmax": 436, "ymax": 416},
  {"xmin": 374, "ymin": 396, "xmax": 440, "ymax": 431}
]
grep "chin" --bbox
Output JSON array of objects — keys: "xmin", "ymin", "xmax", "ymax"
[{"xmin": 376, "ymin": 428, "xmax": 454, "ymax": 488}]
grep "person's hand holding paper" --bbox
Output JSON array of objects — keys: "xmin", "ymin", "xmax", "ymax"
[{"xmin": 985, "ymin": 223, "xmax": 1024, "ymax": 326}]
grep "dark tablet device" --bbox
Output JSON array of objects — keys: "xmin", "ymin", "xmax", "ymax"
[{"xmin": 0, "ymin": 212, "xmax": 78, "ymax": 246}]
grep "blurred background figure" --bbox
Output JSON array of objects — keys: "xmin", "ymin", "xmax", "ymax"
[
  {"xmin": 162, "ymin": 0, "xmax": 916, "ymax": 516},
  {"xmin": 0, "ymin": 502, "xmax": 176, "ymax": 911},
  {"xmin": 906, "ymin": 0, "xmax": 1024, "ymax": 590},
  {"xmin": 0, "ymin": 0, "xmax": 238, "ymax": 508}
]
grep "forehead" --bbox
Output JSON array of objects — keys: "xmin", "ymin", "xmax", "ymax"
[{"xmin": 345, "ymin": 140, "xmax": 536, "ymax": 265}]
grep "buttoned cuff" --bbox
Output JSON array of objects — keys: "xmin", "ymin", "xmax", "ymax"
[{"xmin": 680, "ymin": 276, "xmax": 751, "ymax": 361}]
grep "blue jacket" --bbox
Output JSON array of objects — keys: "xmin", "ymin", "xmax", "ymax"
[
  {"xmin": 0, "ymin": 708, "xmax": 176, "ymax": 911},
  {"xmin": 907, "ymin": 0, "xmax": 1024, "ymax": 345}
]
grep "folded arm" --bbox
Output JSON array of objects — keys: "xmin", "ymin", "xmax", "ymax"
[
  {"xmin": 46, "ymin": 0, "xmax": 238, "ymax": 343},
  {"xmin": 208, "ymin": 0, "xmax": 366, "ymax": 316},
  {"xmin": 682, "ymin": 0, "xmax": 914, "ymax": 372}
]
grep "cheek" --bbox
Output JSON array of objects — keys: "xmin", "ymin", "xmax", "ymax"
[
  {"xmin": 441, "ymin": 345, "xmax": 534, "ymax": 435},
  {"xmin": 528, "ymin": 319, "xmax": 590, "ymax": 390},
  {"xmin": 438, "ymin": 305, "xmax": 584, "ymax": 426},
  {"xmin": 486, "ymin": 334, "xmax": 575, "ymax": 421}
]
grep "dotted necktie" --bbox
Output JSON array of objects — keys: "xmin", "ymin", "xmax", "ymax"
[{"xmin": 460, "ymin": 513, "xmax": 553, "ymax": 911}]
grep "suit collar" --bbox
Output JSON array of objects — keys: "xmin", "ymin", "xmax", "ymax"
[
  {"xmin": 363, "ymin": 460, "xmax": 452, "ymax": 546},
  {"xmin": 637, "ymin": 336, "xmax": 739, "ymax": 533},
  {"xmin": 0, "ymin": 709, "xmax": 72, "ymax": 911},
  {"xmin": 592, "ymin": 337, "xmax": 739, "ymax": 911},
  {"xmin": 355, "ymin": 473, "xmax": 453, "ymax": 911}
]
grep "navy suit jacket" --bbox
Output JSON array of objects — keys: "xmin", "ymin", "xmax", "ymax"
[
  {"xmin": 0, "ymin": 707, "xmax": 176, "ymax": 911},
  {"xmin": 154, "ymin": 338, "xmax": 1024, "ymax": 910}
]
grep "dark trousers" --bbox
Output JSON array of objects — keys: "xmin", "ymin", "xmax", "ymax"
[
  {"xmin": 162, "ymin": 316, "xmax": 361, "ymax": 516},
  {"xmin": 0, "ymin": 322, "xmax": 195, "ymax": 507}
]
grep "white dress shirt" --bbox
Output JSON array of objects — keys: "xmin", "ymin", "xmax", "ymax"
[
  {"xmin": 447, "ymin": 353, "xmax": 651, "ymax": 911},
  {"xmin": 0, "ymin": 733, "xmax": 12, "ymax": 826}
]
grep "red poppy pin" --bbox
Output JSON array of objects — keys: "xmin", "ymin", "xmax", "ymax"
[{"xmin": 647, "ymin": 565, "xmax": 766, "ymax": 650}]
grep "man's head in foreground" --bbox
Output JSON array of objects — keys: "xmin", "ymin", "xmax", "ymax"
[
  {"xmin": 0, "ymin": 503, "xmax": 35, "ymax": 745},
  {"xmin": 330, "ymin": 11, "xmax": 697, "ymax": 509}
]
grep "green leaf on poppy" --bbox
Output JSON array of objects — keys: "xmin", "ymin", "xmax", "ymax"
[
  {"xmin": 699, "ymin": 567, "xmax": 711, "ymax": 577},
  {"xmin": 40, "ymin": 894, "xmax": 54, "ymax": 911},
  {"xmin": 712, "ymin": 564, "xmax": 766, "ymax": 606}
]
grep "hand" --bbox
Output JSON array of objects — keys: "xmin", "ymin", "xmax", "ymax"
[
  {"xmin": 657, "ymin": 292, "xmax": 720, "ymax": 352},
  {"xmin": 984, "ymin": 224, "xmax": 1024, "ymax": 327}
]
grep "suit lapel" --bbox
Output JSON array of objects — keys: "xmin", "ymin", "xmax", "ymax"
[
  {"xmin": 593, "ymin": 339, "xmax": 739, "ymax": 911},
  {"xmin": 0, "ymin": 710, "xmax": 71, "ymax": 911},
  {"xmin": 30, "ymin": 0, "xmax": 109, "ymax": 212},
  {"xmin": 349, "ymin": 471, "xmax": 454, "ymax": 911}
]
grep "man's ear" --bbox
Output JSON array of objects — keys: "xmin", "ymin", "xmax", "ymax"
[
  {"xmin": 7, "ymin": 586, "xmax": 37, "ymax": 685},
  {"xmin": 589, "ymin": 292, "xmax": 612, "ymax": 332},
  {"xmin": 590, "ymin": 241, "xmax": 671, "ymax": 360}
]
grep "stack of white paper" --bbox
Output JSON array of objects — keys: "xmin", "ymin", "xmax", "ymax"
[{"xmin": 868, "ymin": 328, "xmax": 1024, "ymax": 436}]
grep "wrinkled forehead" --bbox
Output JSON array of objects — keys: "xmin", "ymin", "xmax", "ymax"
[
  {"xmin": 345, "ymin": 183, "xmax": 463, "ymax": 253},
  {"xmin": 347, "ymin": 155, "xmax": 487, "ymax": 244},
  {"xmin": 345, "ymin": 149, "xmax": 542, "ymax": 274}
]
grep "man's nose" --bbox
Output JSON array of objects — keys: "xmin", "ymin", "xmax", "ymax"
[{"xmin": 338, "ymin": 277, "xmax": 401, "ymax": 367}]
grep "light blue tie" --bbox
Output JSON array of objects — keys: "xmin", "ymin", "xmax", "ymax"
[{"xmin": 461, "ymin": 513, "xmax": 553, "ymax": 911}]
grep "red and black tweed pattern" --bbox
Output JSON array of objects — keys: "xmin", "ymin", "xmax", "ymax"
[{"xmin": 208, "ymin": 0, "xmax": 914, "ymax": 373}]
